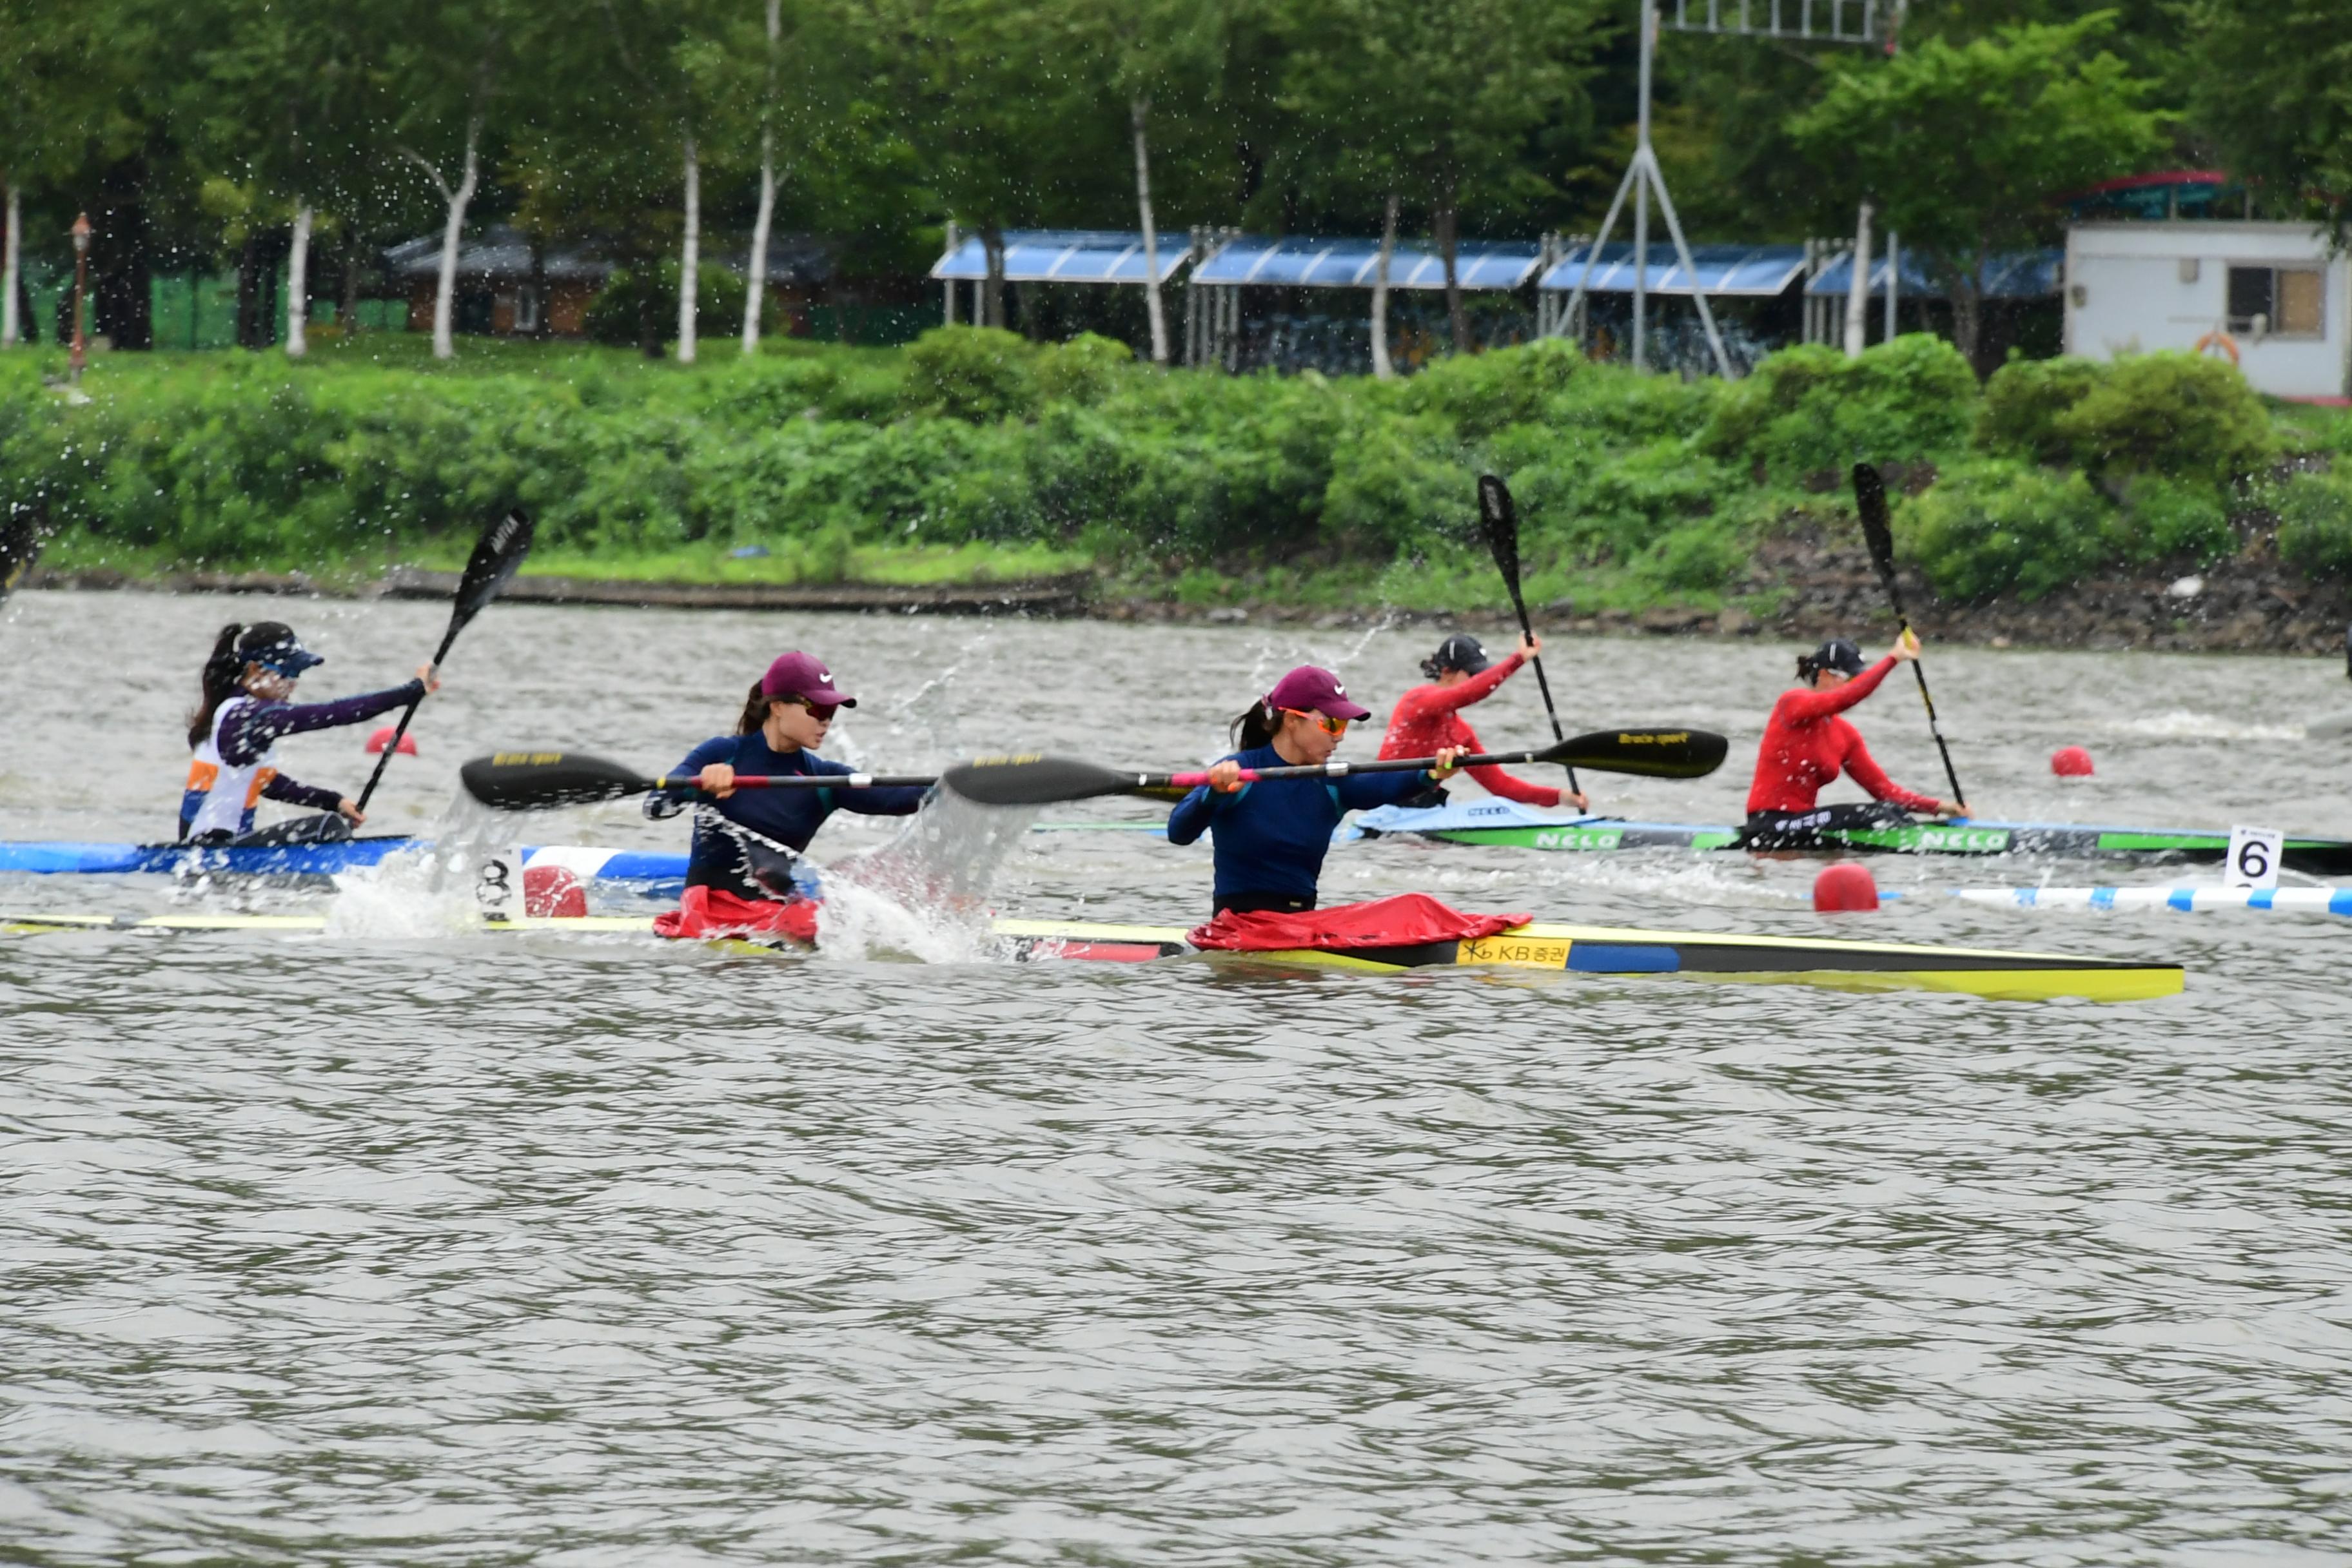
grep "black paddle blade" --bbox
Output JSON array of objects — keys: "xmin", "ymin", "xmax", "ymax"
[
  {"xmin": 0, "ymin": 504, "xmax": 47, "ymax": 604},
  {"xmin": 1475, "ymin": 474, "xmax": 1522, "ymax": 594},
  {"xmin": 449, "ymin": 507, "xmax": 534, "ymax": 641},
  {"xmin": 459, "ymin": 750, "xmax": 654, "ymax": 810},
  {"xmin": 1851, "ymin": 463, "xmax": 1898, "ymax": 589},
  {"xmin": 942, "ymin": 754, "xmax": 1137, "ymax": 806},
  {"xmin": 1543, "ymin": 727, "xmax": 1729, "ymax": 779}
]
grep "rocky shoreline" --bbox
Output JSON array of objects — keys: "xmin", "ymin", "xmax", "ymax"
[{"xmin": 27, "ymin": 550, "xmax": 2352, "ymax": 657}]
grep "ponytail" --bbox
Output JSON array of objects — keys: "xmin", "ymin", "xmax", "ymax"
[
  {"xmin": 736, "ymin": 680, "xmax": 773, "ymax": 736},
  {"xmin": 1228, "ymin": 700, "xmax": 1280, "ymax": 750},
  {"xmin": 188, "ymin": 623, "xmax": 246, "ymax": 746},
  {"xmin": 1794, "ymin": 650, "xmax": 1820, "ymax": 683}
]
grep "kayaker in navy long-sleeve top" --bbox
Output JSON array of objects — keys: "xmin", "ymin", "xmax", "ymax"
[
  {"xmin": 645, "ymin": 651, "xmax": 926, "ymax": 937},
  {"xmin": 1167, "ymin": 665, "xmax": 1462, "ymax": 915}
]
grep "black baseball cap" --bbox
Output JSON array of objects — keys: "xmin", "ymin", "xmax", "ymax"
[
  {"xmin": 1807, "ymin": 638, "xmax": 1867, "ymax": 678},
  {"xmin": 1424, "ymin": 633, "xmax": 1491, "ymax": 678}
]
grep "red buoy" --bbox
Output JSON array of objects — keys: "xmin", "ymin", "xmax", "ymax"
[
  {"xmin": 1813, "ymin": 861, "xmax": 1880, "ymax": 913},
  {"xmin": 2050, "ymin": 745, "xmax": 2094, "ymax": 777},
  {"xmin": 365, "ymin": 727, "xmax": 418, "ymax": 757},
  {"xmin": 524, "ymin": 864, "xmax": 588, "ymax": 919}
]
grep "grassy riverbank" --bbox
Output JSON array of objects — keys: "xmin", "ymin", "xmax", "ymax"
[{"xmin": 5, "ymin": 331, "xmax": 2349, "ymax": 626}]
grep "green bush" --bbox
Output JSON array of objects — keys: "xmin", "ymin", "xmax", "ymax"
[
  {"xmin": 900, "ymin": 326, "xmax": 1037, "ymax": 422},
  {"xmin": 1031, "ymin": 332, "xmax": 1133, "ymax": 406},
  {"xmin": 2271, "ymin": 467, "xmax": 2352, "ymax": 578},
  {"xmin": 1404, "ymin": 337, "xmax": 1584, "ymax": 438},
  {"xmin": 2112, "ymin": 475, "xmax": 2235, "ymax": 566},
  {"xmin": 1977, "ymin": 355, "xmax": 2106, "ymax": 463},
  {"xmin": 1700, "ymin": 334, "xmax": 1978, "ymax": 480},
  {"xmin": 2052, "ymin": 351, "xmax": 2275, "ymax": 484},
  {"xmin": 1901, "ymin": 459, "xmax": 2110, "ymax": 602}
]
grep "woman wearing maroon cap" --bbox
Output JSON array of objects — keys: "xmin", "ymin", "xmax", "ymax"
[
  {"xmin": 645, "ymin": 651, "xmax": 928, "ymax": 939},
  {"xmin": 1167, "ymin": 665, "xmax": 1462, "ymax": 915}
]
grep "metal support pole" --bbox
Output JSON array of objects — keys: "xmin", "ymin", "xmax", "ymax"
[
  {"xmin": 943, "ymin": 220, "xmax": 958, "ymax": 325},
  {"xmin": 1633, "ymin": 0, "xmax": 1654, "ymax": 372},
  {"xmin": 1883, "ymin": 230, "xmax": 1899, "ymax": 340}
]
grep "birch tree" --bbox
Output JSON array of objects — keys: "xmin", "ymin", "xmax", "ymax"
[
  {"xmin": 1072, "ymin": 0, "xmax": 1220, "ymax": 364},
  {"xmin": 1282, "ymin": 0, "xmax": 1598, "ymax": 358},
  {"xmin": 0, "ymin": 0, "xmax": 108, "ymax": 349},
  {"xmin": 383, "ymin": 0, "xmax": 528, "ymax": 358}
]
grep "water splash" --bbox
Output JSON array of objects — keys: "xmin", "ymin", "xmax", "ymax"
[
  {"xmin": 324, "ymin": 794, "xmax": 516, "ymax": 938},
  {"xmin": 817, "ymin": 789, "xmax": 1040, "ymax": 962}
]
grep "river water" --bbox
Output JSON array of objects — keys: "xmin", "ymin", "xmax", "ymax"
[{"xmin": 3, "ymin": 590, "xmax": 2349, "ymax": 1564}]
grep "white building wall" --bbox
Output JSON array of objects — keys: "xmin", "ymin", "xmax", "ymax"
[{"xmin": 2064, "ymin": 221, "xmax": 2351, "ymax": 399}]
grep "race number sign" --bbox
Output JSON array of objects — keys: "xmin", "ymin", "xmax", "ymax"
[
  {"xmin": 476, "ymin": 849, "xmax": 524, "ymax": 917},
  {"xmin": 2224, "ymin": 826, "xmax": 2283, "ymax": 890}
]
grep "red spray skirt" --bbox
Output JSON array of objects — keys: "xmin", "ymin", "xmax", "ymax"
[
  {"xmin": 1187, "ymin": 893, "xmax": 1529, "ymax": 952},
  {"xmin": 652, "ymin": 885, "xmax": 821, "ymax": 944}
]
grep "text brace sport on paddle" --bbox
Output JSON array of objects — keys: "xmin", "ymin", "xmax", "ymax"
[
  {"xmin": 941, "ymin": 730, "xmax": 1730, "ymax": 807},
  {"xmin": 1475, "ymin": 473, "xmax": 1577, "ymax": 795},
  {"xmin": 353, "ymin": 507, "xmax": 534, "ymax": 813},
  {"xmin": 460, "ymin": 751, "xmax": 937, "ymax": 810},
  {"xmin": 1851, "ymin": 463, "xmax": 1966, "ymax": 809}
]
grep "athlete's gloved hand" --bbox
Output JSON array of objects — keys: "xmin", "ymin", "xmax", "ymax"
[{"xmin": 337, "ymin": 796, "xmax": 365, "ymax": 825}]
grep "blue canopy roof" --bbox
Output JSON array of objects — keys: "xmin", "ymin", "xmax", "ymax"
[
  {"xmin": 1805, "ymin": 249, "xmax": 2062, "ymax": 300},
  {"xmin": 1536, "ymin": 243, "xmax": 1809, "ymax": 297},
  {"xmin": 930, "ymin": 230, "xmax": 1190, "ymax": 285},
  {"xmin": 1191, "ymin": 236, "xmax": 1542, "ymax": 291}
]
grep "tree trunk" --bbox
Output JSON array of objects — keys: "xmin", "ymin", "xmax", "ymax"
[
  {"xmin": 1, "ymin": 182, "xmax": 17, "ymax": 348},
  {"xmin": 1435, "ymin": 190, "xmax": 1467, "ymax": 355},
  {"xmin": 286, "ymin": 202, "xmax": 312, "ymax": 357},
  {"xmin": 676, "ymin": 131, "xmax": 699, "ymax": 364},
  {"xmin": 1370, "ymin": 190, "xmax": 1398, "ymax": 380},
  {"xmin": 428, "ymin": 119, "xmax": 481, "ymax": 361},
  {"xmin": 637, "ymin": 265, "xmax": 661, "ymax": 358},
  {"xmin": 90, "ymin": 158, "xmax": 155, "ymax": 351},
  {"xmin": 743, "ymin": 132, "xmax": 774, "ymax": 355},
  {"xmin": 1132, "ymin": 95, "xmax": 1168, "ymax": 365},
  {"xmin": 1951, "ymin": 237, "xmax": 1985, "ymax": 371},
  {"xmin": 1842, "ymin": 199, "xmax": 1872, "ymax": 358},
  {"xmin": 743, "ymin": 0, "xmax": 782, "ymax": 356},
  {"xmin": 981, "ymin": 225, "xmax": 1005, "ymax": 328}
]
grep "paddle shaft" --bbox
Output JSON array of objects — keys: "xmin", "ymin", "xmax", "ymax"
[
  {"xmin": 655, "ymin": 772, "xmax": 936, "ymax": 795},
  {"xmin": 1161, "ymin": 749, "xmax": 1547, "ymax": 792},
  {"xmin": 351, "ymin": 623, "xmax": 456, "ymax": 813},
  {"xmin": 1853, "ymin": 464, "xmax": 1965, "ymax": 808},
  {"xmin": 1477, "ymin": 474, "xmax": 1580, "ymax": 794}
]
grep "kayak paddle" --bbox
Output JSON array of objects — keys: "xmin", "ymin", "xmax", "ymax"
[
  {"xmin": 1852, "ymin": 462, "xmax": 1966, "ymax": 808},
  {"xmin": 1475, "ymin": 474, "xmax": 1579, "ymax": 797},
  {"xmin": 0, "ymin": 504, "xmax": 48, "ymax": 607},
  {"xmin": 943, "ymin": 729, "xmax": 1730, "ymax": 807},
  {"xmin": 460, "ymin": 750, "xmax": 939, "ymax": 810},
  {"xmin": 354, "ymin": 508, "xmax": 534, "ymax": 814}
]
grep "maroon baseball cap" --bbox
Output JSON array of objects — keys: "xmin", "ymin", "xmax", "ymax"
[
  {"xmin": 760, "ymin": 651, "xmax": 856, "ymax": 707},
  {"xmin": 1264, "ymin": 665, "xmax": 1371, "ymax": 721}
]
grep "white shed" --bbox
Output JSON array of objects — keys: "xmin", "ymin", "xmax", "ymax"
[{"xmin": 2063, "ymin": 221, "xmax": 2351, "ymax": 400}]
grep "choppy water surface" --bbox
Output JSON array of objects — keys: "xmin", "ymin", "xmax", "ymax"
[{"xmin": 4, "ymin": 591, "xmax": 2350, "ymax": 1564}]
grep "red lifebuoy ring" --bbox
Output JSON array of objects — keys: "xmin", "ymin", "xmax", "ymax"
[{"xmin": 2194, "ymin": 329, "xmax": 2240, "ymax": 364}]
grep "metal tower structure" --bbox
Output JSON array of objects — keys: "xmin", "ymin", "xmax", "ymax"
[{"xmin": 1562, "ymin": 0, "xmax": 1900, "ymax": 377}]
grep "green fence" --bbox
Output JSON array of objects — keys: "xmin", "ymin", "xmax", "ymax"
[{"xmin": 12, "ymin": 266, "xmax": 409, "ymax": 349}]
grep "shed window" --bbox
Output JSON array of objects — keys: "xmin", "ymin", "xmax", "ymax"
[{"xmin": 2228, "ymin": 265, "xmax": 2325, "ymax": 337}]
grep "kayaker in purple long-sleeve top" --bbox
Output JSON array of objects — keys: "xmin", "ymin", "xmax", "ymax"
[{"xmin": 179, "ymin": 621, "xmax": 439, "ymax": 843}]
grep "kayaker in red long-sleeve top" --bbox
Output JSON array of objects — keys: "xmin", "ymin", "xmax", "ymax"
[
  {"xmin": 1742, "ymin": 631, "xmax": 1965, "ymax": 847},
  {"xmin": 1380, "ymin": 632, "xmax": 1589, "ymax": 811}
]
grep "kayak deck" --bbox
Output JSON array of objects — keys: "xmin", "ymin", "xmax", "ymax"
[
  {"xmin": 3, "ymin": 910, "xmax": 2182, "ymax": 1003},
  {"xmin": 1347, "ymin": 801, "xmax": 2352, "ymax": 873}
]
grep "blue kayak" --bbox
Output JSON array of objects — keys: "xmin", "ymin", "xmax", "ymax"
[{"xmin": 0, "ymin": 836, "xmax": 692, "ymax": 884}]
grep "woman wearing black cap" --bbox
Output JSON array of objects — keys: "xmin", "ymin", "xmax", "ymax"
[
  {"xmin": 1741, "ymin": 630, "xmax": 1963, "ymax": 848},
  {"xmin": 1379, "ymin": 631, "xmax": 1586, "ymax": 811},
  {"xmin": 181, "ymin": 622, "xmax": 437, "ymax": 843}
]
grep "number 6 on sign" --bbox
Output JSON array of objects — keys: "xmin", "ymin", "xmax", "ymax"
[{"xmin": 2224, "ymin": 825, "xmax": 2283, "ymax": 890}]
